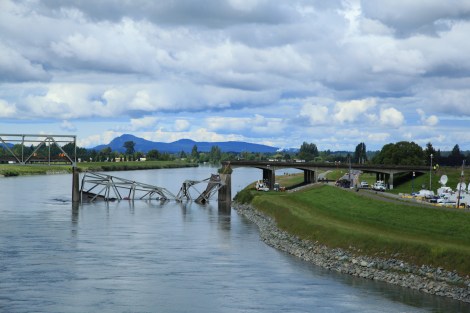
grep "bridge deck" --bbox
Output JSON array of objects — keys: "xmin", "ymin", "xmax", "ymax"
[{"xmin": 222, "ymin": 160, "xmax": 429, "ymax": 190}]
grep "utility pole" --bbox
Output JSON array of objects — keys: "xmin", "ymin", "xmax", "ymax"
[
  {"xmin": 429, "ymin": 153, "xmax": 433, "ymax": 191},
  {"xmin": 348, "ymin": 155, "xmax": 352, "ymax": 187},
  {"xmin": 457, "ymin": 160, "xmax": 465, "ymax": 209}
]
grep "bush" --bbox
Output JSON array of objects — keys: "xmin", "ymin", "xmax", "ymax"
[{"xmin": 234, "ymin": 188, "xmax": 255, "ymax": 204}]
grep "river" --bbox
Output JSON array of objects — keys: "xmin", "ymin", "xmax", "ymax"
[{"xmin": 0, "ymin": 166, "xmax": 468, "ymax": 312}]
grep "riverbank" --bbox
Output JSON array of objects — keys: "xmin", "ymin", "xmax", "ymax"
[
  {"xmin": 0, "ymin": 160, "xmax": 198, "ymax": 177},
  {"xmin": 234, "ymin": 202, "xmax": 470, "ymax": 303}
]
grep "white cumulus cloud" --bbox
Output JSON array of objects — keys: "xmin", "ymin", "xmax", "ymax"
[
  {"xmin": 300, "ymin": 103, "xmax": 329, "ymax": 125},
  {"xmin": 334, "ymin": 98, "xmax": 376, "ymax": 124},
  {"xmin": 380, "ymin": 107, "xmax": 405, "ymax": 128}
]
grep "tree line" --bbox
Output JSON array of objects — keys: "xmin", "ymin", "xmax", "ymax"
[{"xmin": 1, "ymin": 139, "xmax": 469, "ymax": 166}]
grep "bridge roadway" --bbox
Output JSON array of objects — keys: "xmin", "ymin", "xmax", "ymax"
[{"xmin": 222, "ymin": 160, "xmax": 430, "ymax": 190}]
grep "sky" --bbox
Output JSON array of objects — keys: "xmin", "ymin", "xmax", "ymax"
[{"xmin": 1, "ymin": 0, "xmax": 470, "ymax": 151}]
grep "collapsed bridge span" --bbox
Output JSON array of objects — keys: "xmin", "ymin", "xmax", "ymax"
[
  {"xmin": 80, "ymin": 172, "xmax": 226, "ymax": 204},
  {"xmin": 176, "ymin": 174, "xmax": 224, "ymax": 204},
  {"xmin": 80, "ymin": 172, "xmax": 176, "ymax": 202}
]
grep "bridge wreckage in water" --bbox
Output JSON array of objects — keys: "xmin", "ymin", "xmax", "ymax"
[{"xmin": 80, "ymin": 172, "xmax": 225, "ymax": 204}]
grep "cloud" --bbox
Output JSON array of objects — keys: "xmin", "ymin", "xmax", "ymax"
[
  {"xmin": 60, "ymin": 120, "xmax": 77, "ymax": 131},
  {"xmin": 0, "ymin": 99, "xmax": 17, "ymax": 117},
  {"xmin": 205, "ymin": 114, "xmax": 285, "ymax": 136},
  {"xmin": 361, "ymin": 0, "xmax": 470, "ymax": 37},
  {"xmin": 1, "ymin": 0, "xmax": 470, "ymax": 150},
  {"xmin": 0, "ymin": 42, "xmax": 50, "ymax": 82},
  {"xmin": 129, "ymin": 116, "xmax": 159, "ymax": 131},
  {"xmin": 334, "ymin": 98, "xmax": 376, "ymax": 123},
  {"xmin": 379, "ymin": 107, "xmax": 405, "ymax": 128},
  {"xmin": 299, "ymin": 103, "xmax": 329, "ymax": 125},
  {"xmin": 141, "ymin": 127, "xmax": 245, "ymax": 143},
  {"xmin": 368, "ymin": 132, "xmax": 390, "ymax": 142},
  {"xmin": 40, "ymin": 0, "xmax": 292, "ymax": 27},
  {"xmin": 417, "ymin": 109, "xmax": 439, "ymax": 126},
  {"xmin": 174, "ymin": 119, "xmax": 190, "ymax": 131},
  {"xmin": 421, "ymin": 88, "xmax": 470, "ymax": 116},
  {"xmin": 78, "ymin": 130, "xmax": 122, "ymax": 148}
]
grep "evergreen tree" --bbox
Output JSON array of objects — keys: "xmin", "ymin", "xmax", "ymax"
[
  {"xmin": 209, "ymin": 145, "xmax": 222, "ymax": 163},
  {"xmin": 448, "ymin": 144, "xmax": 464, "ymax": 166},
  {"xmin": 191, "ymin": 145, "xmax": 199, "ymax": 160},
  {"xmin": 424, "ymin": 142, "xmax": 436, "ymax": 166},
  {"xmin": 353, "ymin": 142, "xmax": 367, "ymax": 164},
  {"xmin": 298, "ymin": 142, "xmax": 319, "ymax": 161}
]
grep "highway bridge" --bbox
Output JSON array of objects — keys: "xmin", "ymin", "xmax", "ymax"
[{"xmin": 222, "ymin": 160, "xmax": 430, "ymax": 190}]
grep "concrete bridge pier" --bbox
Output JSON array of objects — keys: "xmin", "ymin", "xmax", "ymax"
[
  {"xmin": 218, "ymin": 173, "xmax": 232, "ymax": 203},
  {"xmin": 375, "ymin": 172, "xmax": 394, "ymax": 190},
  {"xmin": 388, "ymin": 173, "xmax": 394, "ymax": 190},
  {"xmin": 72, "ymin": 166, "xmax": 80, "ymax": 203},
  {"xmin": 263, "ymin": 168, "xmax": 275, "ymax": 189},
  {"xmin": 303, "ymin": 169, "xmax": 316, "ymax": 184}
]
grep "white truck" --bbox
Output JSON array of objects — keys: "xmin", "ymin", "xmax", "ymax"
[{"xmin": 372, "ymin": 181, "xmax": 386, "ymax": 191}]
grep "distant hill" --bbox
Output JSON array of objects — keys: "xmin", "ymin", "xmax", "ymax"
[{"xmin": 91, "ymin": 134, "xmax": 279, "ymax": 154}]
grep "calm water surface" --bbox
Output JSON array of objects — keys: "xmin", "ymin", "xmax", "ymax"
[{"xmin": 1, "ymin": 166, "xmax": 469, "ymax": 313}]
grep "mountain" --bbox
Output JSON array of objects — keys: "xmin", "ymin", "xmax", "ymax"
[{"xmin": 91, "ymin": 134, "xmax": 279, "ymax": 154}]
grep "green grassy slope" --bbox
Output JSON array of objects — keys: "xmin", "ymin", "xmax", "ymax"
[{"xmin": 247, "ymin": 185, "xmax": 470, "ymax": 275}]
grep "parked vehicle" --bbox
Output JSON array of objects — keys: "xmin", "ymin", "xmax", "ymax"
[
  {"xmin": 335, "ymin": 179, "xmax": 351, "ymax": 189},
  {"xmin": 414, "ymin": 189, "xmax": 435, "ymax": 199},
  {"xmin": 372, "ymin": 181, "xmax": 386, "ymax": 191},
  {"xmin": 255, "ymin": 180, "xmax": 269, "ymax": 191},
  {"xmin": 360, "ymin": 181, "xmax": 369, "ymax": 188}
]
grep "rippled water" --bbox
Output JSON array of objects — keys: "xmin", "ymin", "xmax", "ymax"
[{"xmin": 1, "ymin": 167, "xmax": 468, "ymax": 312}]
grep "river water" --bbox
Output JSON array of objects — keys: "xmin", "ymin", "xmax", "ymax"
[{"xmin": 0, "ymin": 166, "xmax": 468, "ymax": 313}]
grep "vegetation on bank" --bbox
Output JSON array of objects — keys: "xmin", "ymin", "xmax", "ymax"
[
  {"xmin": 0, "ymin": 160, "xmax": 197, "ymax": 177},
  {"xmin": 235, "ymin": 184, "xmax": 470, "ymax": 275},
  {"xmin": 389, "ymin": 167, "xmax": 467, "ymax": 195}
]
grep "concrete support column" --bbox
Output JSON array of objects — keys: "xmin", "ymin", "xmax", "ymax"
[
  {"xmin": 72, "ymin": 166, "xmax": 80, "ymax": 203},
  {"xmin": 388, "ymin": 172, "xmax": 394, "ymax": 190},
  {"xmin": 218, "ymin": 174, "xmax": 232, "ymax": 203},
  {"xmin": 303, "ymin": 170, "xmax": 315, "ymax": 184},
  {"xmin": 376, "ymin": 173, "xmax": 380, "ymax": 182},
  {"xmin": 262, "ymin": 168, "xmax": 275, "ymax": 189}
]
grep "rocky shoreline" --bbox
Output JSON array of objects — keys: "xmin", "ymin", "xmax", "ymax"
[{"xmin": 234, "ymin": 202, "xmax": 470, "ymax": 303}]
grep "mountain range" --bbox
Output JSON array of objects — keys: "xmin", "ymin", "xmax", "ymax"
[{"xmin": 92, "ymin": 134, "xmax": 279, "ymax": 154}]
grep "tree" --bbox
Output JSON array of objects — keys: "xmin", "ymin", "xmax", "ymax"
[
  {"xmin": 424, "ymin": 142, "xmax": 436, "ymax": 166},
  {"xmin": 298, "ymin": 142, "xmax": 319, "ymax": 161},
  {"xmin": 123, "ymin": 141, "xmax": 135, "ymax": 155},
  {"xmin": 191, "ymin": 145, "xmax": 199, "ymax": 160},
  {"xmin": 135, "ymin": 151, "xmax": 144, "ymax": 161},
  {"xmin": 146, "ymin": 149, "xmax": 160, "ymax": 160},
  {"xmin": 448, "ymin": 144, "xmax": 464, "ymax": 166},
  {"xmin": 209, "ymin": 145, "xmax": 222, "ymax": 163},
  {"xmin": 353, "ymin": 142, "xmax": 367, "ymax": 164},
  {"xmin": 372, "ymin": 141, "xmax": 424, "ymax": 166}
]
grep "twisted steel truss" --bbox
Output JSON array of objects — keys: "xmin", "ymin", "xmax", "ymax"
[
  {"xmin": 80, "ymin": 172, "xmax": 176, "ymax": 202},
  {"xmin": 80, "ymin": 172, "xmax": 224, "ymax": 203}
]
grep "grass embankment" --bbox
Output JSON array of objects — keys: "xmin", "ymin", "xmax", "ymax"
[
  {"xmin": 235, "ymin": 184, "xmax": 470, "ymax": 275},
  {"xmin": 0, "ymin": 160, "xmax": 197, "ymax": 177},
  {"xmin": 276, "ymin": 173, "xmax": 305, "ymax": 188},
  {"xmin": 390, "ymin": 167, "xmax": 466, "ymax": 195}
]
